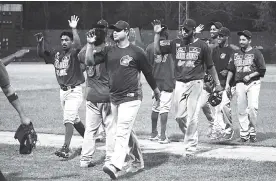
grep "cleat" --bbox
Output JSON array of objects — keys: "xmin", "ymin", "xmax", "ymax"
[
  {"xmin": 55, "ymin": 145, "xmax": 70, "ymax": 158},
  {"xmin": 103, "ymin": 164, "xmax": 118, "ymax": 180},
  {"xmin": 249, "ymin": 135, "xmax": 257, "ymax": 143},
  {"xmin": 223, "ymin": 129, "xmax": 234, "ymax": 141},
  {"xmin": 158, "ymin": 137, "xmax": 171, "ymax": 144},
  {"xmin": 80, "ymin": 160, "xmax": 95, "ymax": 168},
  {"xmin": 148, "ymin": 132, "xmax": 159, "ymax": 141}
]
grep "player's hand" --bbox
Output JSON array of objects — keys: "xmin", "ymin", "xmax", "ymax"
[
  {"xmin": 243, "ymin": 75, "xmax": 251, "ymax": 82},
  {"xmin": 153, "ymin": 87, "xmax": 161, "ymax": 101},
  {"xmin": 14, "ymin": 49, "xmax": 30, "ymax": 58},
  {"xmin": 195, "ymin": 24, "xmax": 204, "ymax": 34},
  {"xmin": 34, "ymin": 32, "xmax": 44, "ymax": 43},
  {"xmin": 86, "ymin": 29, "xmax": 96, "ymax": 44},
  {"xmin": 214, "ymin": 84, "xmax": 223, "ymax": 92},
  {"xmin": 68, "ymin": 15, "xmax": 79, "ymax": 29},
  {"xmin": 220, "ymin": 70, "xmax": 228, "ymax": 77},
  {"xmin": 151, "ymin": 19, "xmax": 163, "ymax": 34},
  {"xmin": 225, "ymin": 84, "xmax": 232, "ymax": 99}
]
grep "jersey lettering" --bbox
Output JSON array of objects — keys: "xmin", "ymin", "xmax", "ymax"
[
  {"xmin": 154, "ymin": 54, "xmax": 168, "ymax": 63},
  {"xmin": 234, "ymin": 53, "xmax": 254, "ymax": 73},
  {"xmin": 54, "ymin": 52, "xmax": 71, "ymax": 76}
]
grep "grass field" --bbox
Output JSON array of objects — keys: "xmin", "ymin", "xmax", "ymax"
[
  {"xmin": 1, "ymin": 144, "xmax": 276, "ymax": 181},
  {"xmin": 1, "ymin": 63, "xmax": 276, "ymax": 180}
]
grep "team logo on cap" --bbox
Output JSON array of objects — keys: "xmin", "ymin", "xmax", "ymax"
[
  {"xmin": 220, "ymin": 53, "xmax": 226, "ymax": 59},
  {"xmin": 120, "ymin": 55, "xmax": 134, "ymax": 66}
]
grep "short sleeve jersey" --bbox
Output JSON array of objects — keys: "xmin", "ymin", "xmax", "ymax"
[
  {"xmin": 159, "ymin": 38, "xmax": 213, "ymax": 82},
  {"xmin": 146, "ymin": 42, "xmax": 175, "ymax": 92},
  {"xmin": 43, "ymin": 48, "xmax": 85, "ymax": 86},
  {"xmin": 212, "ymin": 45, "xmax": 234, "ymax": 87},
  {"xmin": 78, "ymin": 46, "xmax": 110, "ymax": 103},
  {"xmin": 94, "ymin": 44, "xmax": 155, "ymax": 105},
  {"xmin": 227, "ymin": 48, "xmax": 266, "ymax": 84}
]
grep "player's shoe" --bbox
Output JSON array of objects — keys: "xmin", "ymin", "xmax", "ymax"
[
  {"xmin": 126, "ymin": 162, "xmax": 144, "ymax": 173},
  {"xmin": 80, "ymin": 159, "xmax": 95, "ymax": 168},
  {"xmin": 103, "ymin": 164, "xmax": 118, "ymax": 180},
  {"xmin": 158, "ymin": 136, "xmax": 171, "ymax": 144},
  {"xmin": 249, "ymin": 135, "xmax": 257, "ymax": 143},
  {"xmin": 238, "ymin": 135, "xmax": 250, "ymax": 143},
  {"xmin": 223, "ymin": 128, "xmax": 234, "ymax": 141},
  {"xmin": 148, "ymin": 132, "xmax": 159, "ymax": 141},
  {"xmin": 55, "ymin": 145, "xmax": 70, "ymax": 158}
]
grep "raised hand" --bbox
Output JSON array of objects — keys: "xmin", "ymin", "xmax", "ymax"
[
  {"xmin": 68, "ymin": 15, "xmax": 79, "ymax": 29},
  {"xmin": 34, "ymin": 32, "xmax": 44, "ymax": 43},
  {"xmin": 14, "ymin": 49, "xmax": 30, "ymax": 58},
  {"xmin": 151, "ymin": 19, "xmax": 163, "ymax": 34},
  {"xmin": 86, "ymin": 29, "xmax": 97, "ymax": 44},
  {"xmin": 195, "ymin": 24, "xmax": 204, "ymax": 34}
]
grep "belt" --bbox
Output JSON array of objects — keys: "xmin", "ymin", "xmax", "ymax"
[{"xmin": 60, "ymin": 84, "xmax": 79, "ymax": 91}]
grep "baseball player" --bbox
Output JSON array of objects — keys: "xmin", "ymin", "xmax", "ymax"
[
  {"xmin": 211, "ymin": 27, "xmax": 235, "ymax": 140},
  {"xmin": 153, "ymin": 19, "xmax": 223, "ymax": 156},
  {"xmin": 225, "ymin": 30, "xmax": 266, "ymax": 142},
  {"xmin": 196, "ymin": 22, "xmax": 222, "ymax": 139},
  {"xmin": 146, "ymin": 24, "xmax": 175, "ymax": 144},
  {"xmin": 76, "ymin": 20, "xmax": 114, "ymax": 168},
  {"xmin": 36, "ymin": 15, "xmax": 85, "ymax": 158},
  {"xmin": 0, "ymin": 49, "xmax": 37, "ymax": 154},
  {"xmin": 85, "ymin": 20, "xmax": 160, "ymax": 179}
]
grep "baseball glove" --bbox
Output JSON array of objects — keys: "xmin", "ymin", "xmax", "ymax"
[
  {"xmin": 208, "ymin": 91, "xmax": 222, "ymax": 107},
  {"xmin": 204, "ymin": 74, "xmax": 214, "ymax": 93},
  {"xmin": 14, "ymin": 122, "xmax": 37, "ymax": 154}
]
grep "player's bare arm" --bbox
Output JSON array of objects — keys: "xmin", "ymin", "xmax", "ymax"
[
  {"xmin": 152, "ymin": 19, "xmax": 163, "ymax": 55},
  {"xmin": 1, "ymin": 49, "xmax": 29, "ymax": 66},
  {"xmin": 208, "ymin": 66, "xmax": 223, "ymax": 92},
  {"xmin": 35, "ymin": 32, "xmax": 46, "ymax": 58},
  {"xmin": 69, "ymin": 15, "xmax": 81, "ymax": 49},
  {"xmin": 85, "ymin": 30, "xmax": 97, "ymax": 66}
]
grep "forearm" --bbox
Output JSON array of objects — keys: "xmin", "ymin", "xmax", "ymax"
[
  {"xmin": 249, "ymin": 72, "xmax": 260, "ymax": 79},
  {"xmin": 37, "ymin": 41, "xmax": 45, "ymax": 57},
  {"xmin": 208, "ymin": 66, "xmax": 221, "ymax": 86},
  {"xmin": 72, "ymin": 28, "xmax": 81, "ymax": 49},
  {"xmin": 1, "ymin": 53, "xmax": 16, "ymax": 66},
  {"xmin": 226, "ymin": 71, "xmax": 234, "ymax": 85},
  {"xmin": 85, "ymin": 43, "xmax": 95, "ymax": 66},
  {"xmin": 153, "ymin": 33, "xmax": 161, "ymax": 55}
]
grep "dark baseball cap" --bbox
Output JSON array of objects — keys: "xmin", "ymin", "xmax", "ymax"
[
  {"xmin": 109, "ymin": 20, "xmax": 130, "ymax": 30},
  {"xmin": 237, "ymin": 30, "xmax": 252, "ymax": 39},
  {"xmin": 91, "ymin": 19, "xmax": 108, "ymax": 29},
  {"xmin": 218, "ymin": 27, "xmax": 230, "ymax": 36},
  {"xmin": 181, "ymin": 19, "xmax": 197, "ymax": 30},
  {"xmin": 210, "ymin": 21, "xmax": 223, "ymax": 29}
]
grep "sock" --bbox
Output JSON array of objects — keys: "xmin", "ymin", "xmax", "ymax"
[
  {"xmin": 74, "ymin": 121, "xmax": 85, "ymax": 137},
  {"xmin": 151, "ymin": 111, "xmax": 159, "ymax": 134},
  {"xmin": 160, "ymin": 113, "xmax": 168, "ymax": 139},
  {"xmin": 64, "ymin": 123, "xmax": 74, "ymax": 147}
]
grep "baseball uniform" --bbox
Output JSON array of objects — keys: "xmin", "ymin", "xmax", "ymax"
[
  {"xmin": 42, "ymin": 47, "xmax": 85, "ymax": 125},
  {"xmin": 227, "ymin": 47, "xmax": 266, "ymax": 140},
  {"xmin": 146, "ymin": 43, "xmax": 175, "ymax": 114},
  {"xmin": 159, "ymin": 38, "xmax": 214, "ymax": 153},
  {"xmin": 77, "ymin": 45, "xmax": 114, "ymax": 166},
  {"xmin": 92, "ymin": 43, "xmax": 157, "ymax": 170},
  {"xmin": 212, "ymin": 44, "xmax": 234, "ymax": 137}
]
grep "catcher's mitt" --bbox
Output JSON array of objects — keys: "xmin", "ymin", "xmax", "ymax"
[
  {"xmin": 14, "ymin": 122, "xmax": 37, "ymax": 154},
  {"xmin": 208, "ymin": 91, "xmax": 222, "ymax": 107}
]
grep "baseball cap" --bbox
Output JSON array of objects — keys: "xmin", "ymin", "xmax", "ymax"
[
  {"xmin": 109, "ymin": 20, "xmax": 130, "ymax": 30},
  {"xmin": 181, "ymin": 19, "xmax": 197, "ymax": 31},
  {"xmin": 218, "ymin": 27, "xmax": 230, "ymax": 37},
  {"xmin": 210, "ymin": 21, "xmax": 223, "ymax": 29},
  {"xmin": 161, "ymin": 24, "xmax": 168, "ymax": 31},
  {"xmin": 91, "ymin": 19, "xmax": 108, "ymax": 29},
  {"xmin": 237, "ymin": 30, "xmax": 252, "ymax": 39}
]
